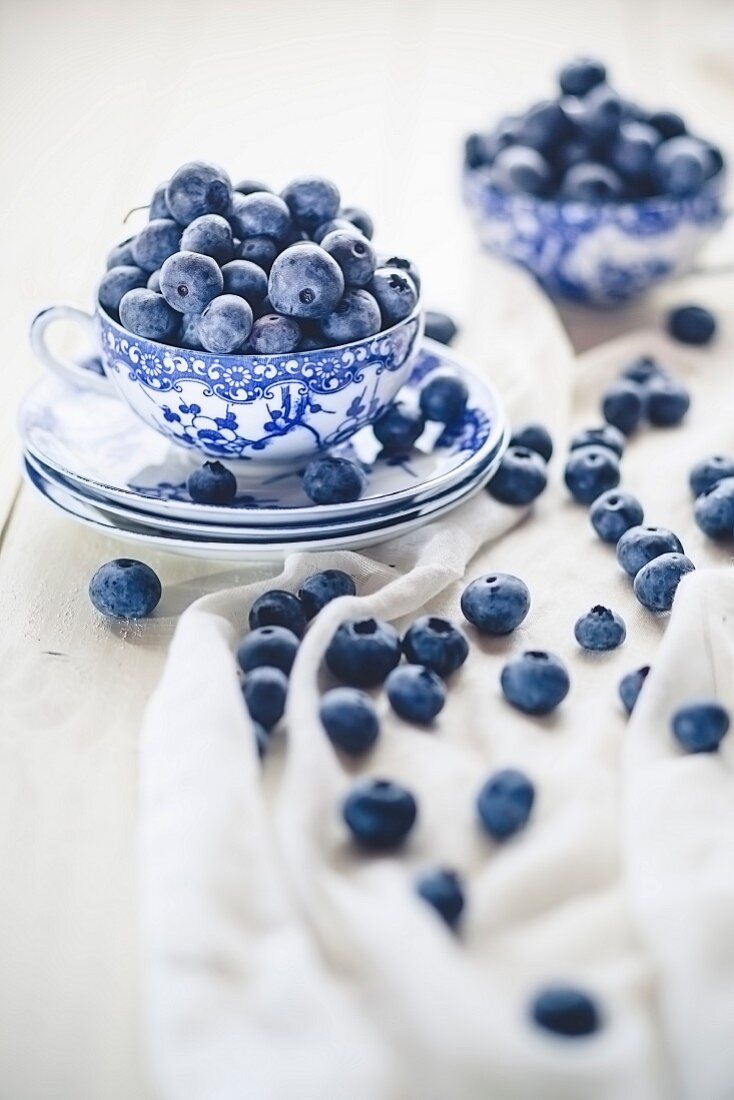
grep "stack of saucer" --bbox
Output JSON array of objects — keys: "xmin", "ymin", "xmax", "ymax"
[{"xmin": 20, "ymin": 340, "xmax": 508, "ymax": 562}]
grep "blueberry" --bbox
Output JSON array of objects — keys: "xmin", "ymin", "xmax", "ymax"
[
  {"xmin": 325, "ymin": 618, "xmax": 401, "ymax": 687},
  {"xmin": 619, "ymin": 666, "xmax": 651, "ymax": 715},
  {"xmin": 601, "ymin": 379, "xmax": 646, "ymax": 435},
  {"xmin": 198, "ymin": 294, "xmax": 253, "ymax": 354},
  {"xmin": 377, "ymin": 255, "xmax": 421, "ymax": 295},
  {"xmin": 419, "ymin": 374, "xmax": 469, "ymax": 426},
  {"xmin": 402, "ymin": 616, "xmax": 469, "ymax": 677},
  {"xmin": 160, "ymin": 250, "xmax": 223, "ymax": 314},
  {"xmin": 461, "ymin": 573, "xmax": 530, "ymax": 635},
  {"xmin": 312, "ymin": 218, "xmax": 355, "ymax": 244},
  {"xmin": 617, "ymin": 525, "xmax": 683, "ymax": 577},
  {"xmin": 564, "ymin": 445, "xmax": 620, "ymax": 504},
  {"xmin": 320, "ymin": 229, "xmax": 376, "ymax": 288},
  {"xmin": 180, "ymin": 213, "xmax": 234, "ymax": 265},
  {"xmin": 187, "ymin": 459, "xmax": 237, "ymax": 504},
  {"xmin": 552, "ymin": 136, "xmax": 596, "ymax": 175},
  {"xmin": 237, "ymin": 625, "xmax": 299, "ymax": 676},
  {"xmin": 501, "ymin": 651, "xmax": 570, "ymax": 715},
  {"xmin": 147, "ymin": 270, "xmax": 161, "ymax": 291},
  {"xmin": 249, "ymin": 314, "xmax": 301, "ymax": 354},
  {"xmin": 98, "ymin": 265, "xmax": 147, "ymax": 315},
  {"xmin": 303, "ymin": 455, "xmax": 367, "ymax": 505},
  {"xmin": 569, "ymin": 425, "xmax": 625, "ymax": 458},
  {"xmin": 693, "ymin": 477, "xmax": 734, "ymax": 538},
  {"xmin": 667, "ymin": 304, "xmax": 717, "ymax": 346},
  {"xmin": 560, "ymin": 162, "xmax": 624, "ymax": 202},
  {"xmin": 671, "ymin": 700, "xmax": 730, "ymax": 753},
  {"xmin": 490, "ymin": 145, "xmax": 551, "ymax": 196},
  {"xmin": 477, "ymin": 768, "xmax": 535, "ymax": 840},
  {"xmin": 220, "ymin": 259, "xmax": 268, "ymax": 304},
  {"xmin": 339, "ymin": 205, "xmax": 374, "ymax": 239},
  {"xmin": 119, "ymin": 288, "xmax": 179, "ymax": 342},
  {"xmin": 165, "ymin": 161, "xmax": 232, "ymax": 225},
  {"xmin": 558, "ymin": 57, "xmax": 606, "ymax": 97},
  {"xmin": 242, "ymin": 666, "xmax": 288, "ymax": 731},
  {"xmin": 369, "ymin": 268, "xmax": 419, "ymax": 326},
  {"xmin": 488, "ymin": 446, "xmax": 548, "ymax": 505},
  {"xmin": 590, "ymin": 489, "xmax": 644, "ymax": 543},
  {"xmin": 320, "ymin": 687, "xmax": 379, "ymax": 756},
  {"xmin": 237, "ymin": 235, "xmax": 278, "ymax": 269},
  {"xmin": 234, "ymin": 178, "xmax": 272, "ymax": 195},
  {"xmin": 653, "ymin": 136, "xmax": 711, "ymax": 196},
  {"xmin": 298, "ymin": 570, "xmax": 356, "ymax": 619},
  {"xmin": 343, "ymin": 778, "xmax": 417, "ymax": 850},
  {"xmin": 268, "ymin": 243, "xmax": 344, "ymax": 319},
  {"xmin": 509, "ymin": 423, "xmax": 553, "ymax": 463},
  {"xmin": 634, "ymin": 552, "xmax": 695, "ymax": 611},
  {"xmin": 610, "ymin": 121, "xmax": 660, "ymax": 179},
  {"xmin": 230, "ymin": 191, "xmax": 292, "ymax": 242},
  {"xmin": 373, "ymin": 402, "xmax": 425, "ymax": 454},
  {"xmin": 415, "ymin": 868, "xmax": 465, "ymax": 929},
  {"xmin": 281, "ymin": 176, "xmax": 340, "ymax": 231},
  {"xmin": 386, "ymin": 665, "xmax": 446, "ymax": 724},
  {"xmin": 179, "ymin": 312, "xmax": 204, "ymax": 350},
  {"xmin": 424, "ymin": 311, "xmax": 458, "ymax": 346},
  {"xmin": 575, "ymin": 84, "xmax": 624, "ymax": 142},
  {"xmin": 574, "ymin": 605, "xmax": 626, "ymax": 650},
  {"xmin": 690, "ymin": 456, "xmax": 734, "ymax": 498},
  {"xmin": 531, "ymin": 987, "xmax": 600, "ymax": 1038},
  {"xmin": 88, "ymin": 556, "xmax": 162, "ymax": 619},
  {"xmin": 465, "ymin": 131, "xmax": 491, "ymax": 170},
  {"xmin": 249, "ymin": 590, "xmax": 306, "ymax": 639},
  {"xmin": 622, "ymin": 356, "xmax": 664, "ymax": 385},
  {"xmin": 149, "ymin": 181, "xmax": 171, "ymax": 220},
  {"xmin": 106, "ymin": 237, "xmax": 136, "ymax": 269},
  {"xmin": 647, "ymin": 110, "xmax": 686, "ymax": 140},
  {"xmin": 518, "ymin": 100, "xmax": 573, "ymax": 153},
  {"xmin": 132, "ymin": 219, "xmax": 182, "ymax": 273},
  {"xmin": 646, "ymin": 376, "xmax": 690, "ymax": 427},
  {"xmin": 320, "ymin": 289, "xmax": 381, "ymax": 343}
]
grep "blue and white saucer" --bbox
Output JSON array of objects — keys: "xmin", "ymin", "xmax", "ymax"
[{"xmin": 19, "ymin": 340, "xmax": 506, "ymax": 528}]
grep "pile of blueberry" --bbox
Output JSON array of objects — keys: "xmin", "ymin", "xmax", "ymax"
[
  {"xmin": 465, "ymin": 57, "xmax": 724, "ymax": 203},
  {"xmin": 98, "ymin": 163, "xmax": 420, "ymax": 353}
]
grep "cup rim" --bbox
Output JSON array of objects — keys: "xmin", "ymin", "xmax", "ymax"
[
  {"xmin": 464, "ymin": 163, "xmax": 727, "ymax": 216},
  {"xmin": 98, "ymin": 296, "xmax": 424, "ymax": 361}
]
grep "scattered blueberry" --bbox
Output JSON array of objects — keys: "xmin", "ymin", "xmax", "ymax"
[
  {"xmin": 160, "ymin": 250, "xmax": 223, "ymax": 314},
  {"xmin": 197, "ymin": 294, "xmax": 253, "ymax": 354},
  {"xmin": 369, "ymin": 268, "xmax": 419, "ymax": 326},
  {"xmin": 616, "ymin": 525, "xmax": 684, "ymax": 577},
  {"xmin": 221, "ymin": 259, "xmax": 268, "ymax": 304},
  {"xmin": 320, "ymin": 288, "xmax": 381, "ymax": 343},
  {"xmin": 590, "ymin": 490, "xmax": 644, "ymax": 544},
  {"xmin": 531, "ymin": 987, "xmax": 601, "ymax": 1038},
  {"xmin": 402, "ymin": 616, "xmax": 469, "ymax": 677},
  {"xmin": 281, "ymin": 176, "xmax": 340, "ymax": 231},
  {"xmin": 671, "ymin": 700, "xmax": 730, "ymax": 753},
  {"xmin": 249, "ymin": 314, "xmax": 301, "ymax": 354},
  {"xmin": 488, "ymin": 446, "xmax": 548, "ymax": 505},
  {"xmin": 119, "ymin": 288, "xmax": 179, "ymax": 342},
  {"xmin": 237, "ymin": 625, "xmax": 299, "ymax": 675},
  {"xmin": 689, "ymin": 456, "xmax": 734, "ymax": 498},
  {"xmin": 98, "ymin": 265, "xmax": 147, "ymax": 315},
  {"xmin": 249, "ymin": 589, "xmax": 307, "ymax": 639},
  {"xmin": 343, "ymin": 778, "xmax": 418, "ymax": 850},
  {"xmin": 501, "ymin": 651, "xmax": 570, "ymax": 714},
  {"xmin": 320, "ymin": 687, "xmax": 379, "ymax": 755},
  {"xmin": 619, "ymin": 666, "xmax": 651, "ymax": 715},
  {"xmin": 242, "ymin": 666, "xmax": 288, "ymax": 731},
  {"xmin": 574, "ymin": 605, "xmax": 626, "ymax": 651},
  {"xmin": 386, "ymin": 665, "xmax": 447, "ymax": 724},
  {"xmin": 187, "ymin": 459, "xmax": 237, "ymax": 504},
  {"xmin": 424, "ymin": 311, "xmax": 458, "ymax": 346},
  {"xmin": 633, "ymin": 552, "xmax": 695, "ymax": 611},
  {"xmin": 564, "ymin": 445, "xmax": 620, "ymax": 504},
  {"xmin": 298, "ymin": 569, "xmax": 356, "ymax": 620},
  {"xmin": 693, "ymin": 477, "xmax": 734, "ymax": 538},
  {"xmin": 88, "ymin": 558, "xmax": 162, "ymax": 619},
  {"xmin": 230, "ymin": 190, "xmax": 292, "ymax": 242},
  {"xmin": 645, "ymin": 376, "xmax": 690, "ymax": 426},
  {"xmin": 477, "ymin": 768, "xmax": 535, "ymax": 840},
  {"xmin": 461, "ymin": 573, "xmax": 530, "ymax": 635},
  {"xmin": 320, "ymin": 229, "xmax": 376, "ymax": 288},
  {"xmin": 165, "ymin": 161, "xmax": 232, "ymax": 225},
  {"xmin": 326, "ymin": 618, "xmax": 401, "ymax": 687},
  {"xmin": 601, "ymin": 379, "xmax": 645, "ymax": 435},
  {"xmin": 667, "ymin": 304, "xmax": 717, "ymax": 346},
  {"xmin": 373, "ymin": 402, "xmax": 425, "ymax": 454},
  {"xmin": 268, "ymin": 243, "xmax": 344, "ymax": 319},
  {"xmin": 509, "ymin": 423, "xmax": 553, "ymax": 463},
  {"xmin": 418, "ymin": 373, "xmax": 469, "ymax": 426},
  {"xmin": 303, "ymin": 455, "xmax": 367, "ymax": 505},
  {"xmin": 180, "ymin": 213, "xmax": 234, "ymax": 265},
  {"xmin": 569, "ymin": 425, "xmax": 625, "ymax": 458},
  {"xmin": 415, "ymin": 868, "xmax": 465, "ymax": 929}
]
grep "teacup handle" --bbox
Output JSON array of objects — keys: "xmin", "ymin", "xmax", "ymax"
[{"xmin": 30, "ymin": 305, "xmax": 113, "ymax": 395}]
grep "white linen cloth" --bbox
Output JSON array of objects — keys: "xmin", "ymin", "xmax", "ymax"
[{"xmin": 139, "ymin": 260, "xmax": 734, "ymax": 1100}]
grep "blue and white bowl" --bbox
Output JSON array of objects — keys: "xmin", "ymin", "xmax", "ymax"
[
  {"xmin": 30, "ymin": 301, "xmax": 424, "ymax": 466},
  {"xmin": 463, "ymin": 167, "xmax": 726, "ymax": 306}
]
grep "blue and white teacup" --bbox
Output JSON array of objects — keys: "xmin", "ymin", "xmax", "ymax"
[{"xmin": 30, "ymin": 302, "xmax": 424, "ymax": 466}]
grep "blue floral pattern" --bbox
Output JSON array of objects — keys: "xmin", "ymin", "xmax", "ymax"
[{"xmin": 463, "ymin": 168, "xmax": 726, "ymax": 305}]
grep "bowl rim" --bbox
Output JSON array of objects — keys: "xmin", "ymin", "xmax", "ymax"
[
  {"xmin": 463, "ymin": 163, "xmax": 727, "ymax": 216},
  {"xmin": 98, "ymin": 296, "xmax": 424, "ymax": 362}
]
